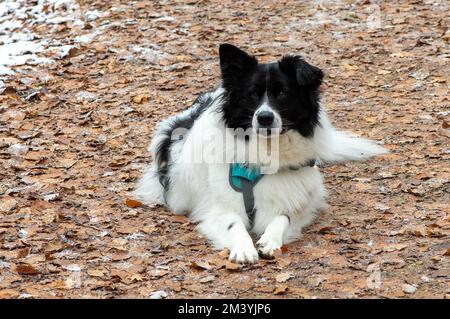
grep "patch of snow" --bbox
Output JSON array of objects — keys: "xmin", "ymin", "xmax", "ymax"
[
  {"xmin": 9, "ymin": 143, "xmax": 29, "ymax": 156},
  {"xmin": 18, "ymin": 229, "xmax": 28, "ymax": 239},
  {"xmin": 154, "ymin": 16, "xmax": 175, "ymax": 22},
  {"xmin": 131, "ymin": 45, "xmax": 170, "ymax": 64},
  {"xmin": 89, "ymin": 217, "xmax": 99, "ymax": 224},
  {"xmin": 98, "ymin": 230, "xmax": 109, "ymax": 237},
  {"xmin": 127, "ymin": 232, "xmax": 146, "ymax": 240},
  {"xmin": 0, "ymin": 66, "xmax": 14, "ymax": 76},
  {"xmin": 76, "ymin": 91, "xmax": 98, "ymax": 102},
  {"xmin": 43, "ymin": 193, "xmax": 59, "ymax": 201},
  {"xmin": 0, "ymin": 20, "xmax": 22, "ymax": 31},
  {"xmin": 85, "ymin": 10, "xmax": 107, "ymax": 21},
  {"xmin": 49, "ymin": 44, "xmax": 76, "ymax": 59},
  {"xmin": 402, "ymin": 283, "xmax": 417, "ymax": 294},
  {"xmin": 74, "ymin": 31, "xmax": 101, "ymax": 44},
  {"xmin": 421, "ymin": 275, "xmax": 430, "ymax": 283},
  {"xmin": 63, "ymin": 264, "xmax": 81, "ymax": 272},
  {"xmin": 0, "ymin": 0, "xmax": 107, "ymax": 80},
  {"xmin": 149, "ymin": 291, "xmax": 168, "ymax": 299},
  {"xmin": 0, "ymin": 260, "xmax": 11, "ymax": 269}
]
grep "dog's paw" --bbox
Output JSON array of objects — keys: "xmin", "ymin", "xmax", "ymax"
[
  {"xmin": 256, "ymin": 236, "xmax": 282, "ymax": 259},
  {"xmin": 229, "ymin": 244, "xmax": 259, "ymax": 264}
]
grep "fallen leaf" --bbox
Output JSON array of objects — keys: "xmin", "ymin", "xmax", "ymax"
[
  {"xmin": 112, "ymin": 251, "xmax": 131, "ymax": 261},
  {"xmin": 87, "ymin": 269, "xmax": 107, "ymax": 277},
  {"xmin": 199, "ymin": 275, "xmax": 215, "ymax": 283},
  {"xmin": 0, "ymin": 196, "xmax": 17, "ymax": 213},
  {"xmin": 207, "ymin": 257, "xmax": 226, "ymax": 268},
  {"xmin": 190, "ymin": 260, "xmax": 212, "ymax": 270},
  {"xmin": 0, "ymin": 289, "xmax": 20, "ymax": 298},
  {"xmin": 225, "ymin": 260, "xmax": 242, "ymax": 271},
  {"xmin": 273, "ymin": 285, "xmax": 289, "ymax": 295},
  {"xmin": 218, "ymin": 249, "xmax": 230, "ymax": 258},
  {"xmin": 275, "ymin": 272, "xmax": 293, "ymax": 283},
  {"xmin": 15, "ymin": 263, "xmax": 39, "ymax": 275},
  {"xmin": 318, "ymin": 226, "xmax": 335, "ymax": 234},
  {"xmin": 383, "ymin": 243, "xmax": 408, "ymax": 252},
  {"xmin": 16, "ymin": 247, "xmax": 30, "ymax": 258},
  {"xmin": 164, "ymin": 279, "xmax": 182, "ymax": 292},
  {"xmin": 125, "ymin": 199, "xmax": 143, "ymax": 208},
  {"xmin": 408, "ymin": 226, "xmax": 427, "ymax": 237},
  {"xmin": 132, "ymin": 94, "xmax": 149, "ymax": 104},
  {"xmin": 277, "ymin": 257, "xmax": 292, "ymax": 268}
]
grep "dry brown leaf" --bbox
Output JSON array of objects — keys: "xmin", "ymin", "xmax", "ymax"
[
  {"xmin": 225, "ymin": 260, "xmax": 242, "ymax": 271},
  {"xmin": 218, "ymin": 249, "xmax": 230, "ymax": 258},
  {"xmin": 112, "ymin": 251, "xmax": 131, "ymax": 261},
  {"xmin": 274, "ymin": 35, "xmax": 289, "ymax": 42},
  {"xmin": 15, "ymin": 263, "xmax": 39, "ymax": 275},
  {"xmin": 16, "ymin": 248, "xmax": 30, "ymax": 259},
  {"xmin": 0, "ymin": 196, "xmax": 17, "ymax": 213},
  {"xmin": 199, "ymin": 275, "xmax": 216, "ymax": 283},
  {"xmin": 277, "ymin": 257, "xmax": 292, "ymax": 268},
  {"xmin": 408, "ymin": 226, "xmax": 427, "ymax": 237},
  {"xmin": 0, "ymin": 289, "xmax": 20, "ymax": 298},
  {"xmin": 190, "ymin": 260, "xmax": 212, "ymax": 271},
  {"xmin": 87, "ymin": 269, "xmax": 107, "ymax": 277},
  {"xmin": 115, "ymin": 226, "xmax": 135, "ymax": 234},
  {"xmin": 132, "ymin": 94, "xmax": 149, "ymax": 104},
  {"xmin": 170, "ymin": 215, "xmax": 189, "ymax": 223},
  {"xmin": 275, "ymin": 272, "xmax": 293, "ymax": 283},
  {"xmin": 208, "ymin": 257, "xmax": 227, "ymax": 268},
  {"xmin": 273, "ymin": 285, "xmax": 289, "ymax": 295},
  {"xmin": 383, "ymin": 243, "xmax": 408, "ymax": 252},
  {"xmin": 164, "ymin": 279, "xmax": 182, "ymax": 292},
  {"xmin": 125, "ymin": 199, "xmax": 143, "ymax": 208},
  {"xmin": 318, "ymin": 226, "xmax": 335, "ymax": 234}
]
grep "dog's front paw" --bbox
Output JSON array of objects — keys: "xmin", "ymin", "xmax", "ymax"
[
  {"xmin": 256, "ymin": 235, "xmax": 282, "ymax": 259},
  {"xmin": 229, "ymin": 244, "xmax": 259, "ymax": 264}
]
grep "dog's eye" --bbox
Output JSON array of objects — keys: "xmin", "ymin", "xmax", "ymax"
[
  {"xmin": 277, "ymin": 90, "xmax": 286, "ymax": 98},
  {"xmin": 250, "ymin": 91, "xmax": 259, "ymax": 99}
]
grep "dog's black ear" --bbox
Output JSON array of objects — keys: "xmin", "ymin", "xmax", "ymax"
[
  {"xmin": 219, "ymin": 44, "xmax": 257, "ymax": 83},
  {"xmin": 279, "ymin": 55, "xmax": 324, "ymax": 88}
]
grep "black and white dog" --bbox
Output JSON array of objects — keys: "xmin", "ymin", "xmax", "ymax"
[{"xmin": 134, "ymin": 44, "xmax": 386, "ymax": 264}]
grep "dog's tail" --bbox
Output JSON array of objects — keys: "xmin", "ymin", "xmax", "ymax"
[
  {"xmin": 132, "ymin": 118, "xmax": 175, "ymax": 205},
  {"xmin": 311, "ymin": 111, "xmax": 388, "ymax": 164},
  {"xmin": 133, "ymin": 164, "xmax": 165, "ymax": 205}
]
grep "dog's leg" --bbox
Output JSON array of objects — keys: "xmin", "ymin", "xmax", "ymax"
[
  {"xmin": 256, "ymin": 215, "xmax": 290, "ymax": 259},
  {"xmin": 198, "ymin": 211, "xmax": 258, "ymax": 264}
]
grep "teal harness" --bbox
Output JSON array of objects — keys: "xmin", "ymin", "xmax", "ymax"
[
  {"xmin": 229, "ymin": 160, "xmax": 315, "ymax": 228},
  {"xmin": 229, "ymin": 164, "xmax": 263, "ymax": 228}
]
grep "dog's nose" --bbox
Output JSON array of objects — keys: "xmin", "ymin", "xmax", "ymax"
[{"xmin": 257, "ymin": 111, "xmax": 274, "ymax": 127}]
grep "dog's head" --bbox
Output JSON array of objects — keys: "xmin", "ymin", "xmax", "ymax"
[{"xmin": 219, "ymin": 43, "xmax": 323, "ymax": 137}]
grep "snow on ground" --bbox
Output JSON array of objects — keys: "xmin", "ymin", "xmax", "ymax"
[{"xmin": 0, "ymin": 0, "xmax": 105, "ymax": 79}]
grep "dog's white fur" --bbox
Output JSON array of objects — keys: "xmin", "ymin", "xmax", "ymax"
[{"xmin": 134, "ymin": 87, "xmax": 387, "ymax": 263}]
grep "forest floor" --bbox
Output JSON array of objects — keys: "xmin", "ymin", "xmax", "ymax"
[{"xmin": 0, "ymin": 0, "xmax": 449, "ymax": 299}]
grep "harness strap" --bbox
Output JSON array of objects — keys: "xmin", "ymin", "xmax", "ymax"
[
  {"xmin": 229, "ymin": 160, "xmax": 316, "ymax": 229},
  {"xmin": 240, "ymin": 178, "xmax": 256, "ymax": 228}
]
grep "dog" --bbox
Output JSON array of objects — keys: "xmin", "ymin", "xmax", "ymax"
[{"xmin": 133, "ymin": 44, "xmax": 387, "ymax": 264}]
